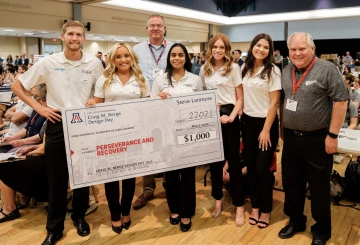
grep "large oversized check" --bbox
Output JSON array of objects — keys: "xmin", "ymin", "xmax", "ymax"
[{"xmin": 62, "ymin": 91, "xmax": 224, "ymax": 189}]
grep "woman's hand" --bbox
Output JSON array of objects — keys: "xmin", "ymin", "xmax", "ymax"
[
  {"xmin": 158, "ymin": 92, "xmax": 171, "ymax": 100},
  {"xmin": 10, "ymin": 139, "xmax": 23, "ymax": 147},
  {"xmin": 258, "ymin": 130, "xmax": 271, "ymax": 151},
  {"xmin": 220, "ymin": 115, "xmax": 234, "ymax": 124},
  {"xmin": 15, "ymin": 147, "xmax": 31, "ymax": 157},
  {"xmin": 85, "ymin": 99, "xmax": 96, "ymax": 107}
]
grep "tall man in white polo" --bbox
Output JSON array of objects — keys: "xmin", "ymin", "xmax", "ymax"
[
  {"xmin": 12, "ymin": 21, "xmax": 103, "ymax": 245},
  {"xmin": 133, "ymin": 14, "xmax": 173, "ymax": 210}
]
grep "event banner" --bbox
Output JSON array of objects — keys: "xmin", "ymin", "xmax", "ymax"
[{"xmin": 62, "ymin": 91, "xmax": 224, "ymax": 189}]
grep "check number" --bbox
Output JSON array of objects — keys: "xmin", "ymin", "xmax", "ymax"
[{"xmin": 177, "ymin": 130, "xmax": 217, "ymax": 145}]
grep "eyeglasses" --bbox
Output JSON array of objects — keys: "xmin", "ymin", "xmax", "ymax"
[
  {"xmin": 31, "ymin": 95, "xmax": 45, "ymax": 103},
  {"xmin": 148, "ymin": 24, "xmax": 164, "ymax": 29}
]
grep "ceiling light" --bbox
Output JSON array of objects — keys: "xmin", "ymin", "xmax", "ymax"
[
  {"xmin": 98, "ymin": 1, "xmax": 360, "ymax": 25},
  {"xmin": 4, "ymin": 29, "xmax": 15, "ymax": 32},
  {"xmin": 24, "ymin": 33, "xmax": 34, "ymax": 35},
  {"xmin": 41, "ymin": 31, "xmax": 49, "ymax": 34},
  {"xmin": 87, "ymin": 34, "xmax": 94, "ymax": 37}
]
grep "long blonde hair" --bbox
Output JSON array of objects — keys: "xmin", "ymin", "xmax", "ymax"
[
  {"xmin": 103, "ymin": 42, "xmax": 146, "ymax": 96},
  {"xmin": 203, "ymin": 33, "xmax": 233, "ymax": 77}
]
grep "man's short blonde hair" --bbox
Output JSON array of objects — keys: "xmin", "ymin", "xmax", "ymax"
[{"xmin": 62, "ymin": 20, "xmax": 85, "ymax": 35}]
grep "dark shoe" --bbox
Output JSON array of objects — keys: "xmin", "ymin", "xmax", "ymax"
[
  {"xmin": 72, "ymin": 217, "xmax": 90, "ymax": 237},
  {"xmin": 312, "ymin": 239, "xmax": 327, "ymax": 245},
  {"xmin": 258, "ymin": 220, "xmax": 269, "ymax": 229},
  {"xmin": 169, "ymin": 215, "xmax": 180, "ymax": 225},
  {"xmin": 249, "ymin": 217, "xmax": 258, "ymax": 225},
  {"xmin": 278, "ymin": 224, "xmax": 306, "ymax": 239},
  {"xmin": 0, "ymin": 208, "xmax": 20, "ymax": 223},
  {"xmin": 258, "ymin": 213, "xmax": 271, "ymax": 229},
  {"xmin": 17, "ymin": 197, "xmax": 31, "ymax": 210},
  {"xmin": 180, "ymin": 220, "xmax": 192, "ymax": 232},
  {"xmin": 112, "ymin": 225, "xmax": 123, "ymax": 234},
  {"xmin": 122, "ymin": 220, "xmax": 131, "ymax": 230},
  {"xmin": 133, "ymin": 193, "xmax": 154, "ymax": 210},
  {"xmin": 41, "ymin": 232, "xmax": 63, "ymax": 245}
]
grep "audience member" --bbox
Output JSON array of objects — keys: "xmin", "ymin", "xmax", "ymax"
[{"xmin": 342, "ymin": 51, "xmax": 353, "ymax": 66}]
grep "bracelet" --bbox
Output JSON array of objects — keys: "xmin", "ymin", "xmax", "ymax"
[{"xmin": 327, "ymin": 131, "xmax": 338, "ymax": 139}]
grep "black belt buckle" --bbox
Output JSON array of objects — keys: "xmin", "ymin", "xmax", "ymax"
[{"xmin": 294, "ymin": 130, "xmax": 303, "ymax": 136}]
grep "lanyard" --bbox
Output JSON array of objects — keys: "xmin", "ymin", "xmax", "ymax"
[
  {"xmin": 291, "ymin": 57, "xmax": 317, "ymax": 95},
  {"xmin": 148, "ymin": 39, "xmax": 166, "ymax": 67}
]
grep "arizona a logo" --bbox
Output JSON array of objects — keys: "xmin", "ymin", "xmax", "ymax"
[{"xmin": 71, "ymin": 113, "xmax": 83, "ymax": 124}]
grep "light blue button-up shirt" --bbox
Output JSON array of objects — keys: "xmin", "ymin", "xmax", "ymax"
[{"xmin": 133, "ymin": 39, "xmax": 174, "ymax": 89}]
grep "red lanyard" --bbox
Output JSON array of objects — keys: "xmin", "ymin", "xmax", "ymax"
[
  {"xmin": 30, "ymin": 113, "xmax": 39, "ymax": 126},
  {"xmin": 148, "ymin": 40, "xmax": 167, "ymax": 67},
  {"xmin": 291, "ymin": 57, "xmax": 317, "ymax": 95}
]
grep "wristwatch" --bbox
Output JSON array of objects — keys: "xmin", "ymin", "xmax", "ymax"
[{"xmin": 327, "ymin": 131, "xmax": 338, "ymax": 139}]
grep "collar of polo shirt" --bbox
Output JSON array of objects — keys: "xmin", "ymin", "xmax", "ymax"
[
  {"xmin": 114, "ymin": 74, "xmax": 136, "ymax": 84},
  {"xmin": 148, "ymin": 39, "xmax": 166, "ymax": 49},
  {"xmin": 59, "ymin": 49, "xmax": 90, "ymax": 64},
  {"xmin": 171, "ymin": 70, "xmax": 191, "ymax": 83}
]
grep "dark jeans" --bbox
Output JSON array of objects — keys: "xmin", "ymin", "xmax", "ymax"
[
  {"xmin": 282, "ymin": 128, "xmax": 332, "ymax": 241},
  {"xmin": 105, "ymin": 179, "xmax": 136, "ymax": 221},
  {"xmin": 210, "ymin": 107, "xmax": 244, "ymax": 207},
  {"xmin": 45, "ymin": 120, "xmax": 89, "ymax": 233},
  {"xmin": 241, "ymin": 113, "xmax": 278, "ymax": 213},
  {"xmin": 165, "ymin": 167, "xmax": 196, "ymax": 218}
]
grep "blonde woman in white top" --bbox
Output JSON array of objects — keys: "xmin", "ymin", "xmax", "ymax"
[
  {"xmin": 240, "ymin": 33, "xmax": 281, "ymax": 228},
  {"xmin": 152, "ymin": 43, "xmax": 202, "ymax": 232},
  {"xmin": 86, "ymin": 42, "xmax": 149, "ymax": 234},
  {"xmin": 199, "ymin": 33, "xmax": 245, "ymax": 227}
]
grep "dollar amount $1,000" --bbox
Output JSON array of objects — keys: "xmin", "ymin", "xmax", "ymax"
[{"xmin": 177, "ymin": 130, "xmax": 217, "ymax": 145}]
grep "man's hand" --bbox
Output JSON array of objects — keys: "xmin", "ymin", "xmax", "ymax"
[{"xmin": 325, "ymin": 136, "xmax": 338, "ymax": 154}]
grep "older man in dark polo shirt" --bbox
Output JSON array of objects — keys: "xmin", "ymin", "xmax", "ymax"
[{"xmin": 279, "ymin": 32, "xmax": 348, "ymax": 245}]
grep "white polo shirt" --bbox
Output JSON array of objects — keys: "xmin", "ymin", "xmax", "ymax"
[
  {"xmin": 94, "ymin": 74, "xmax": 150, "ymax": 102},
  {"xmin": 200, "ymin": 63, "xmax": 241, "ymax": 105},
  {"xmin": 151, "ymin": 70, "xmax": 203, "ymax": 97},
  {"xmin": 19, "ymin": 51, "xmax": 104, "ymax": 109},
  {"xmin": 6, "ymin": 100, "xmax": 33, "ymax": 136},
  {"xmin": 241, "ymin": 65, "xmax": 281, "ymax": 118}
]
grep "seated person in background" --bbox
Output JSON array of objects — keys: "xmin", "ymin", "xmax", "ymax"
[
  {"xmin": 342, "ymin": 65, "xmax": 352, "ymax": 75},
  {"xmin": 223, "ymin": 156, "xmax": 250, "ymax": 197},
  {"xmin": 2, "ymin": 67, "xmax": 15, "ymax": 85},
  {"xmin": 353, "ymin": 79, "xmax": 360, "ymax": 95},
  {"xmin": 0, "ymin": 84, "xmax": 46, "ymax": 152},
  {"xmin": 344, "ymin": 74, "xmax": 360, "ymax": 109},
  {"xmin": 342, "ymin": 98, "xmax": 358, "ymax": 129},
  {"xmin": 0, "ymin": 138, "xmax": 47, "ymax": 223},
  {"xmin": 0, "ymin": 92, "xmax": 33, "ymax": 135}
]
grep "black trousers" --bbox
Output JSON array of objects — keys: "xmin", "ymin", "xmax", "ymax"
[
  {"xmin": 241, "ymin": 113, "xmax": 278, "ymax": 213},
  {"xmin": 210, "ymin": 109, "xmax": 244, "ymax": 207},
  {"xmin": 282, "ymin": 128, "xmax": 332, "ymax": 241},
  {"xmin": 105, "ymin": 178, "xmax": 135, "ymax": 222},
  {"xmin": 165, "ymin": 167, "xmax": 196, "ymax": 218},
  {"xmin": 45, "ymin": 120, "xmax": 89, "ymax": 233}
]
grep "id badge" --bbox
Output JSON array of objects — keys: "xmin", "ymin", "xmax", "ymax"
[
  {"xmin": 152, "ymin": 68, "xmax": 163, "ymax": 79},
  {"xmin": 286, "ymin": 99, "xmax": 298, "ymax": 112}
]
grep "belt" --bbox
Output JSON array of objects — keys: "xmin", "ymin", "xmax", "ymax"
[{"xmin": 285, "ymin": 127, "xmax": 327, "ymax": 137}]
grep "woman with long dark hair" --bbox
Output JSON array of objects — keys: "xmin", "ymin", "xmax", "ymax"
[
  {"xmin": 152, "ymin": 43, "xmax": 202, "ymax": 232},
  {"xmin": 199, "ymin": 33, "xmax": 245, "ymax": 226},
  {"xmin": 86, "ymin": 42, "xmax": 150, "ymax": 234},
  {"xmin": 241, "ymin": 33, "xmax": 281, "ymax": 228}
]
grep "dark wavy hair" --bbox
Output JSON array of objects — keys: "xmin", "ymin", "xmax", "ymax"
[
  {"xmin": 166, "ymin": 43, "xmax": 192, "ymax": 87},
  {"xmin": 242, "ymin": 33, "xmax": 275, "ymax": 81}
]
